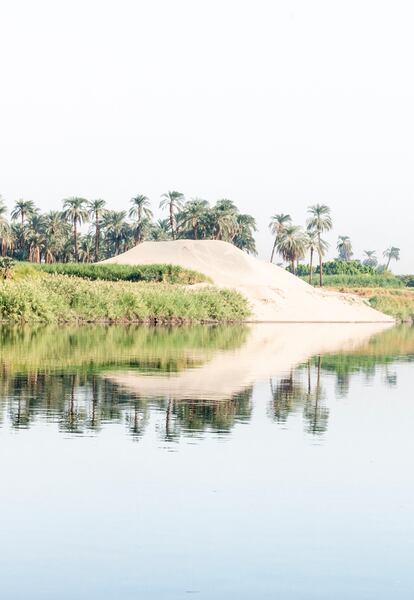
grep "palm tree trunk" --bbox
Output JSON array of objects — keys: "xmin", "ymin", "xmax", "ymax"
[
  {"xmin": 270, "ymin": 238, "xmax": 277, "ymax": 262},
  {"xmin": 74, "ymin": 221, "xmax": 78, "ymax": 262},
  {"xmin": 170, "ymin": 204, "xmax": 175, "ymax": 240},
  {"xmin": 309, "ymin": 248, "xmax": 313, "ymax": 284},
  {"xmin": 95, "ymin": 212, "xmax": 99, "ymax": 262},
  {"xmin": 318, "ymin": 233, "xmax": 323, "ymax": 286},
  {"xmin": 386, "ymin": 257, "xmax": 391, "ymax": 270},
  {"xmin": 319, "ymin": 252, "xmax": 323, "ymax": 286}
]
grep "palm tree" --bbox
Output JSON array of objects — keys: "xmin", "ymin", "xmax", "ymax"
[
  {"xmin": 79, "ymin": 235, "xmax": 95, "ymax": 263},
  {"xmin": 275, "ymin": 225, "xmax": 307, "ymax": 274},
  {"xmin": 212, "ymin": 199, "xmax": 239, "ymax": 241},
  {"xmin": 102, "ymin": 210, "xmax": 127, "ymax": 255},
  {"xmin": 88, "ymin": 199, "xmax": 107, "ymax": 261},
  {"xmin": 11, "ymin": 199, "xmax": 37, "ymax": 227},
  {"xmin": 43, "ymin": 211, "xmax": 68, "ymax": 263},
  {"xmin": 159, "ymin": 191, "xmax": 184, "ymax": 239},
  {"xmin": 383, "ymin": 246, "xmax": 400, "ymax": 271},
  {"xmin": 0, "ymin": 197, "xmax": 12, "ymax": 256},
  {"xmin": 233, "ymin": 213, "xmax": 257, "ymax": 254},
  {"xmin": 306, "ymin": 230, "xmax": 328, "ymax": 285},
  {"xmin": 28, "ymin": 232, "xmax": 44, "ymax": 263},
  {"xmin": 150, "ymin": 219, "xmax": 172, "ymax": 241},
  {"xmin": 62, "ymin": 197, "xmax": 88, "ymax": 262},
  {"xmin": 179, "ymin": 199, "xmax": 209, "ymax": 239},
  {"xmin": 269, "ymin": 214, "xmax": 291, "ymax": 262},
  {"xmin": 363, "ymin": 250, "xmax": 378, "ymax": 269},
  {"xmin": 306, "ymin": 204, "xmax": 332, "ymax": 286},
  {"xmin": 337, "ymin": 235, "xmax": 353, "ymax": 261},
  {"xmin": 129, "ymin": 195, "xmax": 153, "ymax": 244},
  {"xmin": 11, "ymin": 200, "xmax": 37, "ymax": 256}
]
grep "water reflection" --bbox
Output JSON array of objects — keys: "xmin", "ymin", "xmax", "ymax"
[{"xmin": 1, "ymin": 323, "xmax": 413, "ymax": 442}]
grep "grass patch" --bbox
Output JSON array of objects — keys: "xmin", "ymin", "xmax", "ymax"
[
  {"xmin": 23, "ymin": 262, "xmax": 211, "ymax": 284},
  {"xmin": 333, "ymin": 287, "xmax": 414, "ymax": 322},
  {"xmin": 305, "ymin": 274, "xmax": 404, "ymax": 288},
  {"xmin": 0, "ymin": 274, "xmax": 250, "ymax": 323}
]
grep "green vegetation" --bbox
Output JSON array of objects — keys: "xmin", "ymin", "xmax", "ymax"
[
  {"xmin": 313, "ymin": 274, "xmax": 403, "ymax": 288},
  {"xmin": 269, "ymin": 204, "xmax": 402, "ymax": 287},
  {"xmin": 26, "ymin": 262, "xmax": 211, "ymax": 284},
  {"xmin": 333, "ymin": 287, "xmax": 414, "ymax": 322},
  {"xmin": 294, "ymin": 259, "xmax": 406, "ymax": 289},
  {"xmin": 0, "ymin": 194, "xmax": 257, "ymax": 263},
  {"xmin": 0, "ymin": 274, "xmax": 250, "ymax": 323}
]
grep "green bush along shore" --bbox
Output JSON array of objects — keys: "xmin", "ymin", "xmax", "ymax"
[
  {"xmin": 0, "ymin": 274, "xmax": 250, "ymax": 323},
  {"xmin": 13, "ymin": 261, "xmax": 211, "ymax": 284}
]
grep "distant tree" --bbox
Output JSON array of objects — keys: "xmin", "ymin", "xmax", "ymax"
[
  {"xmin": 233, "ymin": 213, "xmax": 257, "ymax": 255},
  {"xmin": 212, "ymin": 199, "xmax": 239, "ymax": 241},
  {"xmin": 160, "ymin": 191, "xmax": 185, "ymax": 239},
  {"xmin": 88, "ymin": 199, "xmax": 107, "ymax": 261},
  {"xmin": 383, "ymin": 246, "xmax": 400, "ymax": 271},
  {"xmin": 150, "ymin": 218, "xmax": 172, "ymax": 241},
  {"xmin": 11, "ymin": 199, "xmax": 37, "ymax": 227},
  {"xmin": 179, "ymin": 199, "xmax": 209, "ymax": 239},
  {"xmin": 275, "ymin": 225, "xmax": 307, "ymax": 274},
  {"xmin": 363, "ymin": 250, "xmax": 378, "ymax": 269},
  {"xmin": 62, "ymin": 197, "xmax": 88, "ymax": 262},
  {"xmin": 0, "ymin": 197, "xmax": 12, "ymax": 256},
  {"xmin": 27, "ymin": 230, "xmax": 44, "ymax": 263},
  {"xmin": 306, "ymin": 204, "xmax": 332, "ymax": 286},
  {"xmin": 337, "ymin": 235, "xmax": 353, "ymax": 261},
  {"xmin": 102, "ymin": 210, "xmax": 128, "ymax": 255},
  {"xmin": 129, "ymin": 195, "xmax": 152, "ymax": 244},
  {"xmin": 269, "ymin": 214, "xmax": 292, "ymax": 263},
  {"xmin": 306, "ymin": 230, "xmax": 328, "ymax": 285},
  {"xmin": 79, "ymin": 235, "xmax": 95, "ymax": 263}
]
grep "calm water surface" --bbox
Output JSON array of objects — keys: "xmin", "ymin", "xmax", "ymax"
[{"xmin": 1, "ymin": 324, "xmax": 413, "ymax": 599}]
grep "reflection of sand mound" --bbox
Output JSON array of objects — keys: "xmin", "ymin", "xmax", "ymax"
[
  {"xmin": 107, "ymin": 322, "xmax": 392, "ymax": 401},
  {"xmin": 103, "ymin": 240, "xmax": 393, "ymax": 323}
]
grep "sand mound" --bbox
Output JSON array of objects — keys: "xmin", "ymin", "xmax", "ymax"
[{"xmin": 103, "ymin": 240, "xmax": 393, "ymax": 323}]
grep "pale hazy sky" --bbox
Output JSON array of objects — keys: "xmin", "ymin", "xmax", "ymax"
[{"xmin": 1, "ymin": 0, "xmax": 413, "ymax": 271}]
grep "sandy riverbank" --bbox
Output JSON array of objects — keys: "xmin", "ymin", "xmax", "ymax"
[{"xmin": 104, "ymin": 240, "xmax": 393, "ymax": 323}]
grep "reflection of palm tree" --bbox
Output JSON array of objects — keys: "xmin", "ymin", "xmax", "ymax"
[
  {"xmin": 269, "ymin": 372, "xmax": 306, "ymax": 423},
  {"xmin": 303, "ymin": 356, "xmax": 329, "ymax": 435}
]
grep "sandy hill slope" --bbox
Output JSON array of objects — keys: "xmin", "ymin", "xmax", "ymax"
[{"xmin": 103, "ymin": 240, "xmax": 393, "ymax": 323}]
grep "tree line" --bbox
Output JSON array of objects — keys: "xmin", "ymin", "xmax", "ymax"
[
  {"xmin": 269, "ymin": 204, "xmax": 400, "ymax": 285},
  {"xmin": 0, "ymin": 192, "xmax": 257, "ymax": 263}
]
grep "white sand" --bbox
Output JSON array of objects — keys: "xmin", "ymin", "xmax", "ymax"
[
  {"xmin": 103, "ymin": 240, "xmax": 393, "ymax": 323},
  {"xmin": 106, "ymin": 322, "xmax": 392, "ymax": 401}
]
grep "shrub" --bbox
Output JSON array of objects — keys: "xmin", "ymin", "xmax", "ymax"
[
  {"xmin": 0, "ymin": 275, "xmax": 250, "ymax": 323},
  {"xmin": 26, "ymin": 262, "xmax": 211, "ymax": 284},
  {"xmin": 0, "ymin": 257, "xmax": 15, "ymax": 280},
  {"xmin": 398, "ymin": 275, "xmax": 414, "ymax": 288},
  {"xmin": 317, "ymin": 274, "xmax": 404, "ymax": 288}
]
